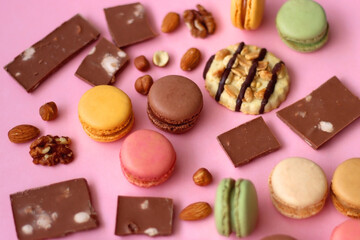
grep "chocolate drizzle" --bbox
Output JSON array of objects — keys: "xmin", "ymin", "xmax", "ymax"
[
  {"xmin": 215, "ymin": 42, "xmax": 244, "ymax": 101},
  {"xmin": 235, "ymin": 48, "xmax": 267, "ymax": 112},
  {"xmin": 203, "ymin": 55, "xmax": 215, "ymax": 79},
  {"xmin": 259, "ymin": 61, "xmax": 284, "ymax": 114}
]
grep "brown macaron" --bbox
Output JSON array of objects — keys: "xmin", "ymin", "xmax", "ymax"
[{"xmin": 147, "ymin": 75, "xmax": 203, "ymax": 133}]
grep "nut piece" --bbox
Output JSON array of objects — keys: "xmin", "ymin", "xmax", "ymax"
[
  {"xmin": 179, "ymin": 202, "xmax": 212, "ymax": 221},
  {"xmin": 180, "ymin": 48, "xmax": 201, "ymax": 71},
  {"xmin": 8, "ymin": 124, "xmax": 40, "ymax": 143},
  {"xmin": 244, "ymin": 87, "xmax": 254, "ymax": 102},
  {"xmin": 134, "ymin": 55, "xmax": 150, "ymax": 71},
  {"xmin": 183, "ymin": 4, "xmax": 216, "ymax": 38},
  {"xmin": 161, "ymin": 12, "xmax": 180, "ymax": 33},
  {"xmin": 215, "ymin": 49, "xmax": 231, "ymax": 61},
  {"xmin": 193, "ymin": 168, "xmax": 212, "ymax": 186},
  {"xmin": 39, "ymin": 102, "xmax": 58, "ymax": 121},
  {"xmin": 135, "ymin": 75, "xmax": 153, "ymax": 95},
  {"xmin": 153, "ymin": 51, "xmax": 169, "ymax": 67},
  {"xmin": 29, "ymin": 135, "xmax": 74, "ymax": 166},
  {"xmin": 254, "ymin": 88, "xmax": 266, "ymax": 100}
]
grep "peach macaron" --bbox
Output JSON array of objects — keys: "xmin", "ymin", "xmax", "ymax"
[
  {"xmin": 78, "ymin": 85, "xmax": 134, "ymax": 142},
  {"xmin": 269, "ymin": 157, "xmax": 328, "ymax": 218},
  {"xmin": 120, "ymin": 129, "xmax": 176, "ymax": 188}
]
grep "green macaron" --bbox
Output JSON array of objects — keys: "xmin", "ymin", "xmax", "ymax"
[
  {"xmin": 276, "ymin": 0, "xmax": 329, "ymax": 52},
  {"xmin": 215, "ymin": 178, "xmax": 258, "ymax": 237}
]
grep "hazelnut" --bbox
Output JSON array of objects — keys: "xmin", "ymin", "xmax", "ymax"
[
  {"xmin": 135, "ymin": 75, "xmax": 153, "ymax": 95},
  {"xmin": 39, "ymin": 102, "xmax": 58, "ymax": 121},
  {"xmin": 134, "ymin": 55, "xmax": 150, "ymax": 71},
  {"xmin": 193, "ymin": 168, "xmax": 212, "ymax": 186},
  {"xmin": 153, "ymin": 51, "xmax": 169, "ymax": 67}
]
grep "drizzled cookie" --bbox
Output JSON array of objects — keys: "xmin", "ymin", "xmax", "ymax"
[{"xmin": 204, "ymin": 42, "xmax": 290, "ymax": 114}]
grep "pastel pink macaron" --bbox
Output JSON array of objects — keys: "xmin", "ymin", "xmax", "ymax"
[
  {"xmin": 120, "ymin": 129, "xmax": 176, "ymax": 187},
  {"xmin": 331, "ymin": 219, "xmax": 360, "ymax": 240}
]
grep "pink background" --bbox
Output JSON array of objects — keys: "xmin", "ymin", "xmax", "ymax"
[{"xmin": 1, "ymin": 0, "xmax": 360, "ymax": 239}]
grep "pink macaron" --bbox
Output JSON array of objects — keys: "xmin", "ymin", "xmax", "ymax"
[
  {"xmin": 120, "ymin": 129, "xmax": 176, "ymax": 187},
  {"xmin": 331, "ymin": 219, "xmax": 360, "ymax": 240}
]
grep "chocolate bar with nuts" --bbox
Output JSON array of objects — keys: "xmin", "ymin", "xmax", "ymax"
[
  {"xmin": 115, "ymin": 196, "xmax": 173, "ymax": 237},
  {"xmin": 10, "ymin": 178, "xmax": 98, "ymax": 240},
  {"xmin": 4, "ymin": 14, "xmax": 100, "ymax": 92},
  {"xmin": 75, "ymin": 38, "xmax": 129, "ymax": 86},
  {"xmin": 217, "ymin": 117, "xmax": 281, "ymax": 167},
  {"xmin": 104, "ymin": 3, "xmax": 157, "ymax": 48},
  {"xmin": 277, "ymin": 76, "xmax": 360, "ymax": 149}
]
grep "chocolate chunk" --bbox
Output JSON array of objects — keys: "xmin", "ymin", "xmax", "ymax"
[
  {"xmin": 115, "ymin": 196, "xmax": 173, "ymax": 237},
  {"xmin": 217, "ymin": 117, "xmax": 281, "ymax": 167},
  {"xmin": 277, "ymin": 76, "xmax": 360, "ymax": 149},
  {"xmin": 75, "ymin": 38, "xmax": 129, "ymax": 86},
  {"xmin": 4, "ymin": 14, "xmax": 100, "ymax": 92},
  {"xmin": 104, "ymin": 3, "xmax": 157, "ymax": 48},
  {"xmin": 10, "ymin": 178, "xmax": 98, "ymax": 240}
]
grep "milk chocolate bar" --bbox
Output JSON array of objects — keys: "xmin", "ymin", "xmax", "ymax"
[
  {"xmin": 277, "ymin": 76, "xmax": 360, "ymax": 149},
  {"xmin": 217, "ymin": 117, "xmax": 281, "ymax": 167},
  {"xmin": 4, "ymin": 14, "xmax": 100, "ymax": 92},
  {"xmin": 10, "ymin": 178, "xmax": 98, "ymax": 240},
  {"xmin": 104, "ymin": 3, "xmax": 157, "ymax": 48},
  {"xmin": 75, "ymin": 38, "xmax": 129, "ymax": 86},
  {"xmin": 115, "ymin": 196, "xmax": 173, "ymax": 237}
]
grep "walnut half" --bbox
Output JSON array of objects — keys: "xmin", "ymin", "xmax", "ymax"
[
  {"xmin": 183, "ymin": 4, "xmax": 216, "ymax": 38},
  {"xmin": 29, "ymin": 135, "xmax": 74, "ymax": 166}
]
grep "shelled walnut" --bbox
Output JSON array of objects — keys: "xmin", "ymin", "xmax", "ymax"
[
  {"xmin": 29, "ymin": 135, "xmax": 74, "ymax": 166},
  {"xmin": 183, "ymin": 4, "xmax": 216, "ymax": 38}
]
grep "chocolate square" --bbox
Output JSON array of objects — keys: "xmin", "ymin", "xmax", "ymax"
[
  {"xmin": 4, "ymin": 14, "xmax": 100, "ymax": 92},
  {"xmin": 277, "ymin": 76, "xmax": 360, "ymax": 149},
  {"xmin": 217, "ymin": 117, "xmax": 281, "ymax": 167},
  {"xmin": 10, "ymin": 178, "xmax": 98, "ymax": 240},
  {"xmin": 115, "ymin": 196, "xmax": 173, "ymax": 237},
  {"xmin": 75, "ymin": 38, "xmax": 129, "ymax": 86},
  {"xmin": 104, "ymin": 3, "xmax": 157, "ymax": 48}
]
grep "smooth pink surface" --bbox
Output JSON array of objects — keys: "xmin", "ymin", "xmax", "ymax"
[
  {"xmin": 331, "ymin": 219, "xmax": 360, "ymax": 240},
  {"xmin": 120, "ymin": 129, "xmax": 175, "ymax": 179},
  {"xmin": 1, "ymin": 0, "xmax": 360, "ymax": 239}
]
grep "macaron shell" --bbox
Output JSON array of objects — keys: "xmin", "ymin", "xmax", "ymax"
[
  {"xmin": 147, "ymin": 75, "xmax": 203, "ymax": 124},
  {"xmin": 276, "ymin": 0, "xmax": 328, "ymax": 41},
  {"xmin": 215, "ymin": 178, "xmax": 234, "ymax": 236},
  {"xmin": 230, "ymin": 0, "xmax": 244, "ymax": 29},
  {"xmin": 78, "ymin": 85, "xmax": 133, "ymax": 131},
  {"xmin": 232, "ymin": 179, "xmax": 258, "ymax": 237},
  {"xmin": 244, "ymin": 0, "xmax": 265, "ymax": 30},
  {"xmin": 120, "ymin": 129, "xmax": 176, "ymax": 183},
  {"xmin": 331, "ymin": 158, "xmax": 360, "ymax": 215},
  {"xmin": 331, "ymin": 219, "xmax": 360, "ymax": 240}
]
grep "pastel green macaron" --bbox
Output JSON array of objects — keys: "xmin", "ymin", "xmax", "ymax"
[
  {"xmin": 215, "ymin": 178, "xmax": 258, "ymax": 237},
  {"xmin": 276, "ymin": 0, "xmax": 329, "ymax": 52}
]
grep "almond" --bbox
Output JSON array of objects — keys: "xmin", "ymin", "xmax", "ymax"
[
  {"xmin": 179, "ymin": 202, "xmax": 212, "ymax": 221},
  {"xmin": 161, "ymin": 12, "xmax": 180, "ymax": 33},
  {"xmin": 8, "ymin": 124, "xmax": 40, "ymax": 143},
  {"xmin": 180, "ymin": 48, "xmax": 201, "ymax": 71},
  {"xmin": 193, "ymin": 168, "xmax": 212, "ymax": 186}
]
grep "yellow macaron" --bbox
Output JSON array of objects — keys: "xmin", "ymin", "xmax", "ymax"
[
  {"xmin": 230, "ymin": 0, "xmax": 265, "ymax": 30},
  {"xmin": 78, "ymin": 85, "xmax": 134, "ymax": 142}
]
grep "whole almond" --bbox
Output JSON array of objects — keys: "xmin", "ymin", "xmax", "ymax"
[
  {"xmin": 161, "ymin": 12, "xmax": 180, "ymax": 33},
  {"xmin": 8, "ymin": 124, "xmax": 40, "ymax": 143},
  {"xmin": 193, "ymin": 168, "xmax": 212, "ymax": 186},
  {"xmin": 179, "ymin": 202, "xmax": 212, "ymax": 221},
  {"xmin": 180, "ymin": 48, "xmax": 201, "ymax": 71},
  {"xmin": 135, "ymin": 75, "xmax": 153, "ymax": 95}
]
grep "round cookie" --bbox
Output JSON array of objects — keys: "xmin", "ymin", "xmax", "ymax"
[
  {"xmin": 230, "ymin": 0, "xmax": 265, "ymax": 30},
  {"xmin": 120, "ymin": 129, "xmax": 176, "ymax": 188},
  {"xmin": 276, "ymin": 0, "xmax": 329, "ymax": 52},
  {"xmin": 215, "ymin": 178, "xmax": 258, "ymax": 237},
  {"xmin": 331, "ymin": 219, "xmax": 360, "ymax": 240},
  {"xmin": 331, "ymin": 158, "xmax": 360, "ymax": 218},
  {"xmin": 78, "ymin": 85, "xmax": 134, "ymax": 142},
  {"xmin": 261, "ymin": 234, "xmax": 297, "ymax": 240},
  {"xmin": 268, "ymin": 157, "xmax": 328, "ymax": 219},
  {"xmin": 204, "ymin": 42, "xmax": 290, "ymax": 114},
  {"xmin": 147, "ymin": 75, "xmax": 203, "ymax": 133}
]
